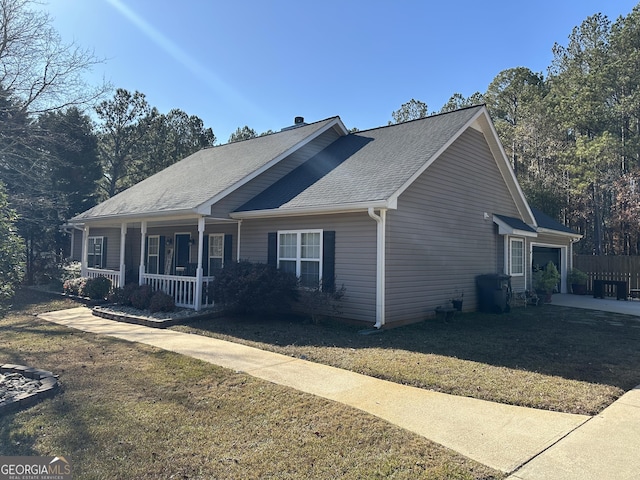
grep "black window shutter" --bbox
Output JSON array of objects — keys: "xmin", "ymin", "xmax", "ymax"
[
  {"xmin": 102, "ymin": 237, "xmax": 108, "ymax": 269},
  {"xmin": 224, "ymin": 234, "xmax": 233, "ymax": 265},
  {"xmin": 322, "ymin": 231, "xmax": 336, "ymax": 292},
  {"xmin": 202, "ymin": 235, "xmax": 209, "ymax": 276},
  {"xmin": 267, "ymin": 232, "xmax": 277, "ymax": 268},
  {"xmin": 144, "ymin": 237, "xmax": 148, "ymax": 267},
  {"xmin": 159, "ymin": 236, "xmax": 166, "ymax": 274}
]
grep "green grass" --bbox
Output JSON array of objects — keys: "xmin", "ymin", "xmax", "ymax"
[
  {"xmin": 0, "ymin": 289, "xmax": 501, "ymax": 479},
  {"xmin": 174, "ymin": 303, "xmax": 640, "ymax": 415}
]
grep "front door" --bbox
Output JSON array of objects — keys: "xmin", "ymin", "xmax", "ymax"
[{"xmin": 174, "ymin": 234, "xmax": 191, "ymax": 275}]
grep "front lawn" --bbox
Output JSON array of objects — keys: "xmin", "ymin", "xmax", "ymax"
[
  {"xmin": 175, "ymin": 304, "xmax": 640, "ymax": 415},
  {"xmin": 0, "ymin": 289, "xmax": 501, "ymax": 479}
]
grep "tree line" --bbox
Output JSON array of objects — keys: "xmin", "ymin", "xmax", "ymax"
[
  {"xmin": 2, "ymin": 0, "xmax": 640, "ymax": 301},
  {"xmin": 392, "ymin": 6, "xmax": 640, "ymax": 257}
]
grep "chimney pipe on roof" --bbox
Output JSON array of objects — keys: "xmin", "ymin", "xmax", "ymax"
[{"xmin": 281, "ymin": 116, "xmax": 307, "ymax": 132}]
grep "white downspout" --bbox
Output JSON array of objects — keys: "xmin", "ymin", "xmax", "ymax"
[{"xmin": 368, "ymin": 207, "xmax": 386, "ymax": 329}]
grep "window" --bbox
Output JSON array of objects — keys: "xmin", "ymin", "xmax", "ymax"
[
  {"xmin": 147, "ymin": 235, "xmax": 160, "ymax": 274},
  {"xmin": 278, "ymin": 230, "xmax": 322, "ymax": 288},
  {"xmin": 208, "ymin": 234, "xmax": 224, "ymax": 273},
  {"xmin": 87, "ymin": 236, "xmax": 105, "ymax": 269},
  {"xmin": 510, "ymin": 238, "xmax": 524, "ymax": 276}
]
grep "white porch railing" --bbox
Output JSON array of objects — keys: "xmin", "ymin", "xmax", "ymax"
[
  {"xmin": 86, "ymin": 268, "xmax": 121, "ymax": 289},
  {"xmin": 141, "ymin": 273, "xmax": 215, "ymax": 310}
]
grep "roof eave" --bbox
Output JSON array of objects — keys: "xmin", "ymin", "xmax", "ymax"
[
  {"xmin": 67, "ymin": 208, "xmax": 201, "ymax": 226},
  {"xmin": 493, "ymin": 215, "xmax": 538, "ymax": 237},
  {"xmin": 474, "ymin": 109, "xmax": 537, "ymax": 227},
  {"xmin": 537, "ymin": 227, "xmax": 583, "ymax": 239},
  {"xmin": 230, "ymin": 200, "xmax": 393, "ymax": 219}
]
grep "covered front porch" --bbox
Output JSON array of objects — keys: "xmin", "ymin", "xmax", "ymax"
[{"xmin": 75, "ymin": 215, "xmax": 238, "ymax": 311}]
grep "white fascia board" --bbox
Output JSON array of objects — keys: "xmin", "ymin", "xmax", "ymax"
[
  {"xmin": 68, "ymin": 209, "xmax": 202, "ymax": 227},
  {"xmin": 493, "ymin": 216, "xmax": 538, "ymax": 237},
  {"xmin": 230, "ymin": 200, "xmax": 392, "ymax": 220},
  {"xmin": 475, "ymin": 110, "xmax": 537, "ymax": 226},
  {"xmin": 387, "ymin": 108, "xmax": 512, "ymax": 209},
  {"xmin": 195, "ymin": 118, "xmax": 348, "ymax": 215},
  {"xmin": 386, "ymin": 110, "xmax": 487, "ymax": 207},
  {"xmin": 537, "ymin": 227, "xmax": 583, "ymax": 240}
]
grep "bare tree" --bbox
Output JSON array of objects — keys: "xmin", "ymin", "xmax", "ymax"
[{"xmin": 0, "ymin": 0, "xmax": 108, "ymax": 115}]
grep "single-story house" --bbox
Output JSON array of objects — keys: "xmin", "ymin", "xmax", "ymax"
[{"xmin": 65, "ymin": 106, "xmax": 581, "ymax": 327}]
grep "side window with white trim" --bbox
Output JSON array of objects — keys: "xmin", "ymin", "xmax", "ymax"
[
  {"xmin": 147, "ymin": 235, "xmax": 160, "ymax": 274},
  {"xmin": 510, "ymin": 238, "xmax": 524, "ymax": 276},
  {"xmin": 87, "ymin": 236, "xmax": 105, "ymax": 268},
  {"xmin": 277, "ymin": 230, "xmax": 322, "ymax": 288},
  {"xmin": 208, "ymin": 234, "xmax": 224, "ymax": 273}
]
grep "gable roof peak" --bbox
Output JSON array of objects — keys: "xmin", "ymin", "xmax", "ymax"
[{"xmin": 351, "ymin": 104, "xmax": 486, "ymax": 136}]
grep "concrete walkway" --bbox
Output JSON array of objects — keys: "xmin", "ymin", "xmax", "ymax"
[
  {"xmin": 37, "ymin": 306, "xmax": 639, "ymax": 477},
  {"xmin": 552, "ymin": 293, "xmax": 640, "ymax": 317}
]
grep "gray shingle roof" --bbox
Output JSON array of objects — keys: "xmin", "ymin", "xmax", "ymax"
[
  {"xmin": 71, "ymin": 117, "xmax": 341, "ymax": 221},
  {"xmin": 531, "ymin": 207, "xmax": 579, "ymax": 235},
  {"xmin": 237, "ymin": 106, "xmax": 484, "ymax": 213},
  {"xmin": 493, "ymin": 214, "xmax": 537, "ymax": 234}
]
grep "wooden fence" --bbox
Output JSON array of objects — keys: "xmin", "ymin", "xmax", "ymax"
[{"xmin": 573, "ymin": 255, "xmax": 640, "ymax": 296}]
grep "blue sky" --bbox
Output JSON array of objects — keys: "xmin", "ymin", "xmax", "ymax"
[{"xmin": 45, "ymin": 0, "xmax": 638, "ymax": 143}]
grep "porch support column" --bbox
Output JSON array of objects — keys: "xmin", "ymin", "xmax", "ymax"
[
  {"xmin": 194, "ymin": 217, "xmax": 205, "ymax": 311},
  {"xmin": 119, "ymin": 223, "xmax": 127, "ymax": 288},
  {"xmin": 81, "ymin": 225, "xmax": 89, "ymax": 277},
  {"xmin": 139, "ymin": 221, "xmax": 147, "ymax": 285}
]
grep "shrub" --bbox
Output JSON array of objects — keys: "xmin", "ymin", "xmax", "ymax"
[
  {"xmin": 568, "ymin": 268, "xmax": 588, "ymax": 285},
  {"xmin": 130, "ymin": 284, "xmax": 153, "ymax": 310},
  {"xmin": 61, "ymin": 261, "xmax": 82, "ymax": 283},
  {"xmin": 149, "ymin": 291, "xmax": 176, "ymax": 313},
  {"xmin": 63, "ymin": 277, "xmax": 87, "ymax": 296},
  {"xmin": 0, "ymin": 183, "xmax": 24, "ymax": 310},
  {"xmin": 533, "ymin": 261, "xmax": 561, "ymax": 294},
  {"xmin": 109, "ymin": 283, "xmax": 139, "ymax": 306},
  {"xmin": 295, "ymin": 282, "xmax": 346, "ymax": 324},
  {"xmin": 211, "ymin": 261, "xmax": 298, "ymax": 315},
  {"xmin": 84, "ymin": 276, "xmax": 112, "ymax": 300}
]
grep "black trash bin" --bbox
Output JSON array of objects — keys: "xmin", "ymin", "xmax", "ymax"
[{"xmin": 476, "ymin": 274, "xmax": 511, "ymax": 313}]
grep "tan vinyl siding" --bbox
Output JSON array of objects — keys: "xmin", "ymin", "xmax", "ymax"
[
  {"xmin": 71, "ymin": 229, "xmax": 83, "ymax": 261},
  {"xmin": 240, "ymin": 212, "xmax": 377, "ymax": 323},
  {"xmin": 121, "ymin": 223, "xmax": 238, "ymax": 277},
  {"xmin": 210, "ymin": 129, "xmax": 342, "ymax": 217},
  {"xmin": 385, "ymin": 128, "xmax": 522, "ymax": 324},
  {"xmin": 87, "ymin": 227, "xmax": 120, "ymax": 270}
]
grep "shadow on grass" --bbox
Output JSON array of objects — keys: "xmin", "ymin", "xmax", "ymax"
[{"xmin": 182, "ymin": 304, "xmax": 640, "ymax": 391}]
